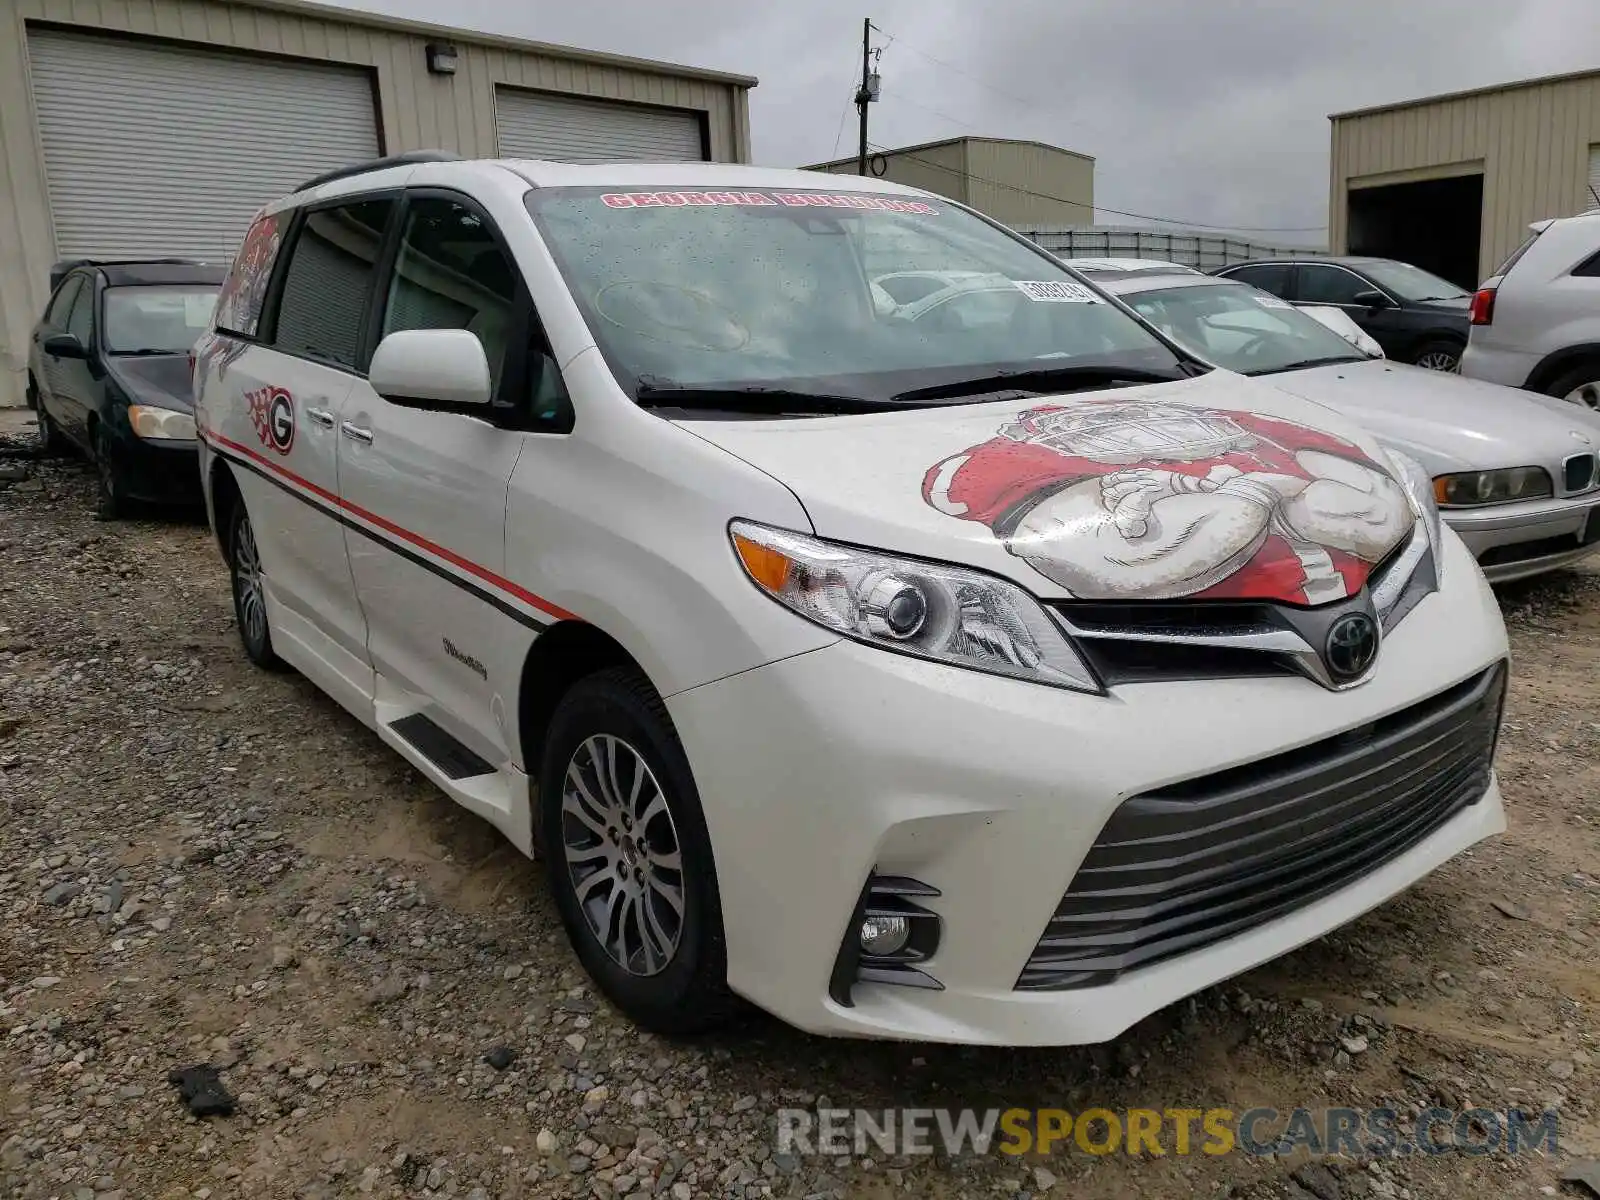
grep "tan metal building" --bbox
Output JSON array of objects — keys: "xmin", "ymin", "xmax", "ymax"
[
  {"xmin": 0, "ymin": 0, "xmax": 756, "ymax": 407},
  {"xmin": 805, "ymin": 136, "xmax": 1095, "ymax": 228},
  {"xmin": 1330, "ymin": 67, "xmax": 1600, "ymax": 291}
]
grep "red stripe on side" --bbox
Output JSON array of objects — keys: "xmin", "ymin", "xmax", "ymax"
[{"xmin": 203, "ymin": 428, "xmax": 581, "ymax": 623}]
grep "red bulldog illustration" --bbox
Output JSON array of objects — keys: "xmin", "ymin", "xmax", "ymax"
[{"xmin": 922, "ymin": 398, "xmax": 1414, "ymax": 605}]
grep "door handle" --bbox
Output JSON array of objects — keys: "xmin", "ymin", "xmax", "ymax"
[
  {"xmin": 340, "ymin": 421, "xmax": 374, "ymax": 444},
  {"xmin": 306, "ymin": 407, "xmax": 335, "ymax": 428}
]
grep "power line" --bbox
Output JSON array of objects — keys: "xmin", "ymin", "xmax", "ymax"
[{"xmin": 866, "ymin": 141, "xmax": 1327, "ymax": 235}]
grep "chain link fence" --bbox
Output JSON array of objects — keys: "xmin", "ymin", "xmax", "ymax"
[{"xmin": 1018, "ymin": 225, "xmax": 1327, "ymax": 271}]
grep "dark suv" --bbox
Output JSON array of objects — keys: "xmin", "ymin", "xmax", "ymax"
[
  {"xmin": 27, "ymin": 259, "xmax": 223, "ymax": 517},
  {"xmin": 1212, "ymin": 256, "xmax": 1472, "ymax": 371}
]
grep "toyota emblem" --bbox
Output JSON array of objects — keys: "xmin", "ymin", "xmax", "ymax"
[{"xmin": 1324, "ymin": 612, "xmax": 1379, "ymax": 681}]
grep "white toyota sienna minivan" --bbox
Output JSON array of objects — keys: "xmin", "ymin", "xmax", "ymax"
[{"xmin": 192, "ymin": 153, "xmax": 1510, "ymax": 1046}]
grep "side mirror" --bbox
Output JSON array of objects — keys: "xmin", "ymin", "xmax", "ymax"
[
  {"xmin": 43, "ymin": 332, "xmax": 86, "ymax": 360},
  {"xmin": 1352, "ymin": 289, "xmax": 1392, "ymax": 309},
  {"xmin": 369, "ymin": 329, "xmax": 492, "ymax": 409}
]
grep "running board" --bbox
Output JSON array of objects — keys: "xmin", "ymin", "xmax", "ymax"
[
  {"xmin": 372, "ymin": 684, "xmax": 535, "ymax": 858},
  {"xmin": 388, "ymin": 712, "xmax": 495, "ymax": 780}
]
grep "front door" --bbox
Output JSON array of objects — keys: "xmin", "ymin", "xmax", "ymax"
[
  {"xmin": 54, "ymin": 278, "xmax": 101, "ymax": 446},
  {"xmin": 335, "ymin": 192, "xmax": 537, "ymax": 767},
  {"xmin": 1293, "ymin": 264, "xmax": 1408, "ymax": 358}
]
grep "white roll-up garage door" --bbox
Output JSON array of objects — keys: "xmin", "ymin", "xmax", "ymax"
[
  {"xmin": 27, "ymin": 30, "xmax": 381, "ymax": 262},
  {"xmin": 1587, "ymin": 144, "xmax": 1600, "ymax": 212},
  {"xmin": 495, "ymin": 87, "xmax": 705, "ymax": 163}
]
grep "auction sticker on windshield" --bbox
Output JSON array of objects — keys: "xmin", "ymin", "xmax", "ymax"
[
  {"xmin": 1013, "ymin": 280, "xmax": 1102, "ymax": 303},
  {"xmin": 599, "ymin": 190, "xmax": 938, "ymax": 214}
]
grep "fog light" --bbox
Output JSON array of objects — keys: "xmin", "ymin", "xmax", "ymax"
[{"xmin": 859, "ymin": 914, "xmax": 910, "ymax": 957}]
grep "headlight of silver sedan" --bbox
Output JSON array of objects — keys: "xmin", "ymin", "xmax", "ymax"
[{"xmin": 1433, "ymin": 466, "xmax": 1553, "ymax": 508}]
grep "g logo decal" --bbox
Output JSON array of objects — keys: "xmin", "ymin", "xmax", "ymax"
[{"xmin": 246, "ymin": 385, "xmax": 296, "ymax": 456}]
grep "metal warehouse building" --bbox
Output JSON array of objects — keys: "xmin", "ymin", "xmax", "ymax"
[
  {"xmin": 806, "ymin": 136, "xmax": 1095, "ymax": 229},
  {"xmin": 0, "ymin": 0, "xmax": 755, "ymax": 407},
  {"xmin": 1330, "ymin": 67, "xmax": 1600, "ymax": 292}
]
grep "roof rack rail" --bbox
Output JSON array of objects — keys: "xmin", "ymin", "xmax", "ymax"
[{"xmin": 296, "ymin": 150, "xmax": 463, "ymax": 193}]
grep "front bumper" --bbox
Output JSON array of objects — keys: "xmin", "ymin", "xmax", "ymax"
[
  {"xmin": 1445, "ymin": 491, "xmax": 1600, "ymax": 583},
  {"xmin": 667, "ymin": 532, "xmax": 1508, "ymax": 1045},
  {"xmin": 110, "ymin": 433, "xmax": 204, "ymax": 505}
]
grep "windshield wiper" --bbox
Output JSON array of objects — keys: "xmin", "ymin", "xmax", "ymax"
[
  {"xmin": 1257, "ymin": 354, "xmax": 1369, "ymax": 375},
  {"xmin": 889, "ymin": 365, "xmax": 1184, "ymax": 404},
  {"xmin": 634, "ymin": 381, "xmax": 910, "ymax": 416}
]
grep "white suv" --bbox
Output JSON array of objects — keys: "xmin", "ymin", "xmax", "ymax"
[
  {"xmin": 193, "ymin": 153, "xmax": 1509, "ymax": 1046},
  {"xmin": 1462, "ymin": 211, "xmax": 1600, "ymax": 407}
]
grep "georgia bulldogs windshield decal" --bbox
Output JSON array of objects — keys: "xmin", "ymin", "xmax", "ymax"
[
  {"xmin": 923, "ymin": 399, "xmax": 1414, "ymax": 606},
  {"xmin": 599, "ymin": 190, "xmax": 939, "ymax": 214}
]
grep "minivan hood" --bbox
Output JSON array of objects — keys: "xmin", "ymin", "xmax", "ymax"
[
  {"xmin": 106, "ymin": 355, "xmax": 194, "ymax": 412},
  {"xmin": 1262, "ymin": 359, "xmax": 1600, "ymax": 475},
  {"xmin": 681, "ymin": 370, "xmax": 1416, "ymax": 606}
]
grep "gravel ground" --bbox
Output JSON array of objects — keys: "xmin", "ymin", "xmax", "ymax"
[{"xmin": 0, "ymin": 412, "xmax": 1596, "ymax": 1200}]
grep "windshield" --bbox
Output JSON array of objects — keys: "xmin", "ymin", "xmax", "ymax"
[
  {"xmin": 1119, "ymin": 282, "xmax": 1368, "ymax": 376},
  {"xmin": 524, "ymin": 187, "xmax": 1187, "ymax": 407},
  {"xmin": 104, "ymin": 285, "xmax": 219, "ymax": 354},
  {"xmin": 1358, "ymin": 260, "xmax": 1469, "ymax": 302}
]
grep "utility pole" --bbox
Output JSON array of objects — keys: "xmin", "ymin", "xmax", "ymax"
[{"xmin": 856, "ymin": 18, "xmax": 879, "ymax": 176}]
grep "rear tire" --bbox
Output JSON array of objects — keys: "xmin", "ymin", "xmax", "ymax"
[
  {"xmin": 538, "ymin": 666, "xmax": 737, "ymax": 1034},
  {"xmin": 1410, "ymin": 339, "xmax": 1463, "ymax": 372},
  {"xmin": 1547, "ymin": 362, "xmax": 1600, "ymax": 411},
  {"xmin": 227, "ymin": 500, "xmax": 282, "ymax": 670}
]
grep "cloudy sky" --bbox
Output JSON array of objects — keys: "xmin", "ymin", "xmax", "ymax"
[{"xmin": 330, "ymin": 0, "xmax": 1600, "ymax": 245}]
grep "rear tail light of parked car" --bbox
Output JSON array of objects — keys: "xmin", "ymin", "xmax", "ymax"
[{"xmin": 1469, "ymin": 287, "xmax": 1497, "ymax": 326}]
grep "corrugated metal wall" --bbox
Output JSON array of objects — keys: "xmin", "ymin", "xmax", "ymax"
[
  {"xmin": 965, "ymin": 141, "xmax": 1093, "ymax": 229},
  {"xmin": 1330, "ymin": 70, "xmax": 1600, "ymax": 281},
  {"xmin": 809, "ymin": 139, "xmax": 1094, "ymax": 229},
  {"xmin": 811, "ymin": 140, "xmax": 971, "ymax": 205},
  {"xmin": 0, "ymin": 0, "xmax": 754, "ymax": 406}
]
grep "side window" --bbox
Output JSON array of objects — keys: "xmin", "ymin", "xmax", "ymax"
[
  {"xmin": 1223, "ymin": 264, "xmax": 1291, "ymax": 296},
  {"xmin": 1296, "ymin": 266, "xmax": 1371, "ymax": 306},
  {"xmin": 44, "ymin": 277, "xmax": 82, "ymax": 326},
  {"xmin": 380, "ymin": 196, "xmax": 518, "ymax": 394},
  {"xmin": 66, "ymin": 281, "xmax": 95, "ymax": 346},
  {"xmin": 216, "ymin": 210, "xmax": 287, "ymax": 338},
  {"xmin": 1572, "ymin": 247, "xmax": 1600, "ymax": 279},
  {"xmin": 272, "ymin": 198, "xmax": 395, "ymax": 369}
]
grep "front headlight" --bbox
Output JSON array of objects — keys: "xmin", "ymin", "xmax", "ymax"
[
  {"xmin": 1374, "ymin": 448, "xmax": 1442, "ymax": 627},
  {"xmin": 1432, "ymin": 466, "xmax": 1553, "ymax": 508},
  {"xmin": 128, "ymin": 405, "xmax": 197, "ymax": 441},
  {"xmin": 729, "ymin": 520, "xmax": 1100, "ymax": 693}
]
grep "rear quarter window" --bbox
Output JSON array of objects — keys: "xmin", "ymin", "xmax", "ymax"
[
  {"xmin": 215, "ymin": 210, "xmax": 287, "ymax": 338},
  {"xmin": 1492, "ymin": 231, "xmax": 1541, "ymax": 280}
]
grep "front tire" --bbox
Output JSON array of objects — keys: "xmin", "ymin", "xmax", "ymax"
[
  {"xmin": 32, "ymin": 385, "xmax": 67, "ymax": 458},
  {"xmin": 93, "ymin": 430, "xmax": 126, "ymax": 520},
  {"xmin": 1547, "ymin": 362, "xmax": 1600, "ymax": 411},
  {"xmin": 1410, "ymin": 339, "xmax": 1463, "ymax": 372},
  {"xmin": 227, "ymin": 501, "xmax": 282, "ymax": 670},
  {"xmin": 538, "ymin": 666, "xmax": 736, "ymax": 1034}
]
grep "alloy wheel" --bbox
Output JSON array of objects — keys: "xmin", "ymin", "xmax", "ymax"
[
  {"xmin": 1415, "ymin": 350, "xmax": 1460, "ymax": 372},
  {"xmin": 233, "ymin": 516, "xmax": 268, "ymax": 650},
  {"xmin": 560, "ymin": 734, "xmax": 685, "ymax": 977},
  {"xmin": 1565, "ymin": 381, "xmax": 1600, "ymax": 410}
]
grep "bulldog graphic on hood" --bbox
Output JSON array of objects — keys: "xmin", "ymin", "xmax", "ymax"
[{"xmin": 922, "ymin": 398, "xmax": 1414, "ymax": 605}]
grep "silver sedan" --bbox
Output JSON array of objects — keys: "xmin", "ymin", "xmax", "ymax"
[{"xmin": 1098, "ymin": 270, "xmax": 1600, "ymax": 584}]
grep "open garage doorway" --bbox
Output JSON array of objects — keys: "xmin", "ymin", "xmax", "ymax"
[{"xmin": 1347, "ymin": 173, "xmax": 1484, "ymax": 290}]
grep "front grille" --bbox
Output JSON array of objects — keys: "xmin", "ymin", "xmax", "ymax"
[
  {"xmin": 1565, "ymin": 453, "xmax": 1596, "ymax": 493},
  {"xmin": 1017, "ymin": 662, "xmax": 1505, "ymax": 991}
]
